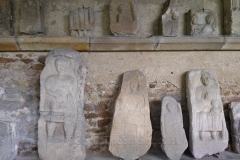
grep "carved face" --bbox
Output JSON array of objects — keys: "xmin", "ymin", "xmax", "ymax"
[
  {"xmin": 166, "ymin": 103, "xmax": 177, "ymax": 113},
  {"xmin": 118, "ymin": 3, "xmax": 130, "ymax": 13},
  {"xmin": 55, "ymin": 57, "xmax": 70, "ymax": 74},
  {"xmin": 201, "ymin": 72, "xmax": 213, "ymax": 86},
  {"xmin": 192, "ymin": 15, "xmax": 198, "ymax": 25},
  {"xmin": 130, "ymin": 80, "xmax": 138, "ymax": 91},
  {"xmin": 206, "ymin": 15, "xmax": 214, "ymax": 24},
  {"xmin": 172, "ymin": 12, "xmax": 179, "ymax": 20}
]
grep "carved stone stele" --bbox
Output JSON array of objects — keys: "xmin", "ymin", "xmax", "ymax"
[
  {"xmin": 38, "ymin": 49, "xmax": 87, "ymax": 160},
  {"xmin": 109, "ymin": 70, "xmax": 152, "ymax": 160},
  {"xmin": 188, "ymin": 9, "xmax": 219, "ymax": 36},
  {"xmin": 229, "ymin": 102, "xmax": 240, "ymax": 153},
  {"xmin": 186, "ymin": 69, "xmax": 228, "ymax": 159},
  {"xmin": 162, "ymin": 0, "xmax": 179, "ymax": 37},
  {"xmin": 161, "ymin": 96, "xmax": 188, "ymax": 160},
  {"xmin": 0, "ymin": 0, "xmax": 12, "ymax": 36},
  {"xmin": 69, "ymin": 7, "xmax": 95, "ymax": 37},
  {"xmin": 20, "ymin": 0, "xmax": 43, "ymax": 35},
  {"xmin": 110, "ymin": 0, "xmax": 139, "ymax": 36},
  {"xmin": 0, "ymin": 120, "xmax": 18, "ymax": 160}
]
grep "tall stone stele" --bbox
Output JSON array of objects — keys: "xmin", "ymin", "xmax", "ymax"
[
  {"xmin": 186, "ymin": 69, "xmax": 228, "ymax": 159},
  {"xmin": 161, "ymin": 96, "xmax": 188, "ymax": 160},
  {"xmin": 38, "ymin": 49, "xmax": 87, "ymax": 160},
  {"xmin": 109, "ymin": 70, "xmax": 152, "ymax": 160},
  {"xmin": 229, "ymin": 102, "xmax": 240, "ymax": 153},
  {"xmin": 20, "ymin": 0, "xmax": 43, "ymax": 35},
  {"xmin": 110, "ymin": 0, "xmax": 139, "ymax": 36}
]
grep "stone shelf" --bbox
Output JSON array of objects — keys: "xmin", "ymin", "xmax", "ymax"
[{"xmin": 0, "ymin": 36, "xmax": 240, "ymax": 52}]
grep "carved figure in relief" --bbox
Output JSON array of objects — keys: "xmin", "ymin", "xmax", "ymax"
[
  {"xmin": 44, "ymin": 57, "xmax": 76, "ymax": 140},
  {"xmin": 69, "ymin": 7, "xmax": 94, "ymax": 37},
  {"xmin": 109, "ymin": 70, "xmax": 152, "ymax": 160},
  {"xmin": 190, "ymin": 10, "xmax": 218, "ymax": 36},
  {"xmin": 110, "ymin": 0, "xmax": 139, "ymax": 36},
  {"xmin": 232, "ymin": 0, "xmax": 240, "ymax": 11},
  {"xmin": 187, "ymin": 69, "xmax": 228, "ymax": 159},
  {"xmin": 20, "ymin": 0, "xmax": 43, "ymax": 34}
]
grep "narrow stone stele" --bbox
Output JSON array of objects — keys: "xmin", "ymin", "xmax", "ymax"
[
  {"xmin": 38, "ymin": 49, "xmax": 87, "ymax": 160},
  {"xmin": 186, "ymin": 69, "xmax": 228, "ymax": 159},
  {"xmin": 229, "ymin": 102, "xmax": 240, "ymax": 153},
  {"xmin": 109, "ymin": 70, "xmax": 152, "ymax": 160},
  {"xmin": 110, "ymin": 0, "xmax": 139, "ymax": 36},
  {"xmin": 161, "ymin": 96, "xmax": 188, "ymax": 160}
]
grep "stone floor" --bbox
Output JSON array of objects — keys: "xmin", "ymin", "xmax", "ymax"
[{"xmin": 14, "ymin": 151, "xmax": 240, "ymax": 160}]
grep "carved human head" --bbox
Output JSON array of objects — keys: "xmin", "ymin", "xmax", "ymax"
[
  {"xmin": 129, "ymin": 79, "xmax": 139, "ymax": 91},
  {"xmin": 118, "ymin": 3, "xmax": 130, "ymax": 13},
  {"xmin": 211, "ymin": 100, "xmax": 218, "ymax": 107},
  {"xmin": 201, "ymin": 71, "xmax": 214, "ymax": 86},
  {"xmin": 192, "ymin": 15, "xmax": 198, "ymax": 25},
  {"xmin": 166, "ymin": 103, "xmax": 177, "ymax": 113},
  {"xmin": 55, "ymin": 57, "xmax": 70, "ymax": 75},
  {"xmin": 172, "ymin": 11, "xmax": 179, "ymax": 20},
  {"xmin": 206, "ymin": 14, "xmax": 214, "ymax": 24}
]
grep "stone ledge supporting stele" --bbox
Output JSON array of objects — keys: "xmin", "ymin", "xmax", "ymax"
[{"xmin": 0, "ymin": 36, "xmax": 240, "ymax": 51}]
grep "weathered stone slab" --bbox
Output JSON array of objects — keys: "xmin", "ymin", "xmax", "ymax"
[
  {"xmin": 20, "ymin": 0, "xmax": 43, "ymax": 35},
  {"xmin": 38, "ymin": 49, "xmax": 87, "ymax": 160},
  {"xmin": 69, "ymin": 7, "xmax": 95, "ymax": 37},
  {"xmin": 109, "ymin": 70, "xmax": 152, "ymax": 160},
  {"xmin": 161, "ymin": 96, "xmax": 188, "ymax": 160},
  {"xmin": 162, "ymin": 0, "xmax": 179, "ymax": 37},
  {"xmin": 0, "ymin": 0, "xmax": 12, "ymax": 36},
  {"xmin": 230, "ymin": 0, "xmax": 240, "ymax": 36},
  {"xmin": 0, "ymin": 120, "xmax": 18, "ymax": 160},
  {"xmin": 188, "ymin": 9, "xmax": 219, "ymax": 36},
  {"xmin": 186, "ymin": 69, "xmax": 228, "ymax": 159},
  {"xmin": 229, "ymin": 102, "xmax": 240, "ymax": 153},
  {"xmin": 110, "ymin": 0, "xmax": 139, "ymax": 36}
]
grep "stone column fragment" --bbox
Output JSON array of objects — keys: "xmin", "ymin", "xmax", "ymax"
[
  {"xmin": 229, "ymin": 102, "xmax": 240, "ymax": 153},
  {"xmin": 186, "ymin": 69, "xmax": 228, "ymax": 159},
  {"xmin": 161, "ymin": 96, "xmax": 188, "ymax": 160},
  {"xmin": 109, "ymin": 70, "xmax": 152, "ymax": 160},
  {"xmin": 38, "ymin": 49, "xmax": 87, "ymax": 160}
]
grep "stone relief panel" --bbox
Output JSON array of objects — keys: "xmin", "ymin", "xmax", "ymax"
[
  {"xmin": 161, "ymin": 96, "xmax": 188, "ymax": 160},
  {"xmin": 69, "ymin": 7, "xmax": 95, "ymax": 37},
  {"xmin": 0, "ymin": 0, "xmax": 12, "ymax": 36},
  {"xmin": 38, "ymin": 49, "xmax": 87, "ymax": 160},
  {"xmin": 162, "ymin": 0, "xmax": 179, "ymax": 37},
  {"xmin": 20, "ymin": 0, "xmax": 43, "ymax": 35},
  {"xmin": 186, "ymin": 69, "xmax": 228, "ymax": 159},
  {"xmin": 229, "ymin": 102, "xmax": 240, "ymax": 153},
  {"xmin": 0, "ymin": 119, "xmax": 18, "ymax": 160},
  {"xmin": 110, "ymin": 0, "xmax": 139, "ymax": 36},
  {"xmin": 109, "ymin": 70, "xmax": 152, "ymax": 160},
  {"xmin": 188, "ymin": 9, "xmax": 219, "ymax": 36}
]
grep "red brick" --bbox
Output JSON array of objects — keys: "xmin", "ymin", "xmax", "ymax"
[
  {"xmin": 97, "ymin": 118, "xmax": 111, "ymax": 127},
  {"xmin": 99, "ymin": 111, "xmax": 112, "ymax": 118},
  {"xmin": 0, "ymin": 58, "xmax": 17, "ymax": 63},
  {"xmin": 85, "ymin": 113, "xmax": 98, "ymax": 119},
  {"xmin": 20, "ymin": 59, "xmax": 34, "ymax": 64},
  {"xmin": 96, "ymin": 101, "xmax": 108, "ymax": 112},
  {"xmin": 32, "ymin": 64, "xmax": 44, "ymax": 70}
]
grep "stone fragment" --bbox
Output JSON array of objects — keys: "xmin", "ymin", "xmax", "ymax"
[
  {"xmin": 110, "ymin": 0, "xmax": 139, "ymax": 36},
  {"xmin": 186, "ymin": 69, "xmax": 228, "ymax": 159},
  {"xmin": 0, "ymin": 120, "xmax": 18, "ymax": 160},
  {"xmin": 230, "ymin": 0, "xmax": 240, "ymax": 36},
  {"xmin": 109, "ymin": 70, "xmax": 152, "ymax": 160},
  {"xmin": 162, "ymin": 0, "xmax": 179, "ymax": 37},
  {"xmin": 229, "ymin": 102, "xmax": 240, "ymax": 153},
  {"xmin": 161, "ymin": 96, "xmax": 188, "ymax": 160},
  {"xmin": 20, "ymin": 0, "xmax": 43, "ymax": 35},
  {"xmin": 69, "ymin": 7, "xmax": 95, "ymax": 37},
  {"xmin": 188, "ymin": 9, "xmax": 219, "ymax": 36},
  {"xmin": 0, "ymin": 0, "xmax": 12, "ymax": 36},
  {"xmin": 38, "ymin": 49, "xmax": 87, "ymax": 160}
]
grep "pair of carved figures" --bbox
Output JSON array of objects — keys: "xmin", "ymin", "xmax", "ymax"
[
  {"xmin": 187, "ymin": 70, "xmax": 228, "ymax": 159},
  {"xmin": 38, "ymin": 49, "xmax": 86, "ymax": 160}
]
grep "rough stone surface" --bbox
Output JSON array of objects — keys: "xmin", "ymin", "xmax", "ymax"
[
  {"xmin": 186, "ymin": 69, "xmax": 229, "ymax": 159},
  {"xmin": 109, "ymin": 70, "xmax": 152, "ymax": 160},
  {"xmin": 162, "ymin": 0, "xmax": 179, "ymax": 37},
  {"xmin": 0, "ymin": 0, "xmax": 12, "ymax": 36},
  {"xmin": 110, "ymin": 0, "xmax": 139, "ymax": 36},
  {"xmin": 230, "ymin": 0, "xmax": 240, "ymax": 36},
  {"xmin": 229, "ymin": 102, "xmax": 240, "ymax": 153},
  {"xmin": 161, "ymin": 96, "xmax": 188, "ymax": 160},
  {"xmin": 188, "ymin": 9, "xmax": 219, "ymax": 36},
  {"xmin": 20, "ymin": 0, "xmax": 43, "ymax": 35},
  {"xmin": 69, "ymin": 7, "xmax": 95, "ymax": 37},
  {"xmin": 38, "ymin": 49, "xmax": 87, "ymax": 160}
]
